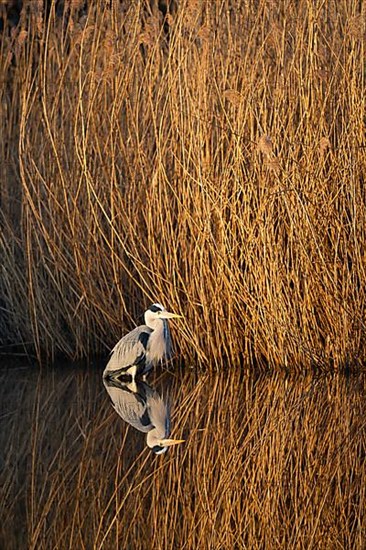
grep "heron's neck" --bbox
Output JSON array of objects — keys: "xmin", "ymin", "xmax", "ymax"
[
  {"xmin": 147, "ymin": 320, "xmax": 169, "ymax": 362},
  {"xmin": 147, "ymin": 318, "xmax": 164, "ymax": 331},
  {"xmin": 149, "ymin": 320, "xmax": 165, "ymax": 341}
]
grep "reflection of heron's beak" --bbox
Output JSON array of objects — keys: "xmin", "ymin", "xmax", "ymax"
[
  {"xmin": 161, "ymin": 312, "xmax": 183, "ymax": 320},
  {"xmin": 159, "ymin": 438, "xmax": 185, "ymax": 447}
]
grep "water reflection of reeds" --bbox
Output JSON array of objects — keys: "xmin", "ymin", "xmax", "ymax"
[{"xmin": 1, "ymin": 366, "xmax": 366, "ymax": 549}]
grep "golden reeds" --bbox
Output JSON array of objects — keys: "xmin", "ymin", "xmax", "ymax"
[{"xmin": 0, "ymin": 0, "xmax": 365, "ymax": 369}]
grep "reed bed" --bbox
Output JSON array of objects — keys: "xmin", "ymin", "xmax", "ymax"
[
  {"xmin": 1, "ymin": 365, "xmax": 366, "ymax": 549},
  {"xmin": 0, "ymin": 0, "xmax": 365, "ymax": 369}
]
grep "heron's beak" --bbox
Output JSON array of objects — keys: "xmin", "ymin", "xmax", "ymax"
[
  {"xmin": 160, "ymin": 311, "xmax": 183, "ymax": 320},
  {"xmin": 159, "ymin": 438, "xmax": 185, "ymax": 447}
]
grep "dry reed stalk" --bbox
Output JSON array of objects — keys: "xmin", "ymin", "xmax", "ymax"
[{"xmin": 0, "ymin": 0, "xmax": 365, "ymax": 369}]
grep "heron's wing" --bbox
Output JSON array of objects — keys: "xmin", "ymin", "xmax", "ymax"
[
  {"xmin": 105, "ymin": 325, "xmax": 152, "ymax": 373},
  {"xmin": 106, "ymin": 383, "xmax": 152, "ymax": 433}
]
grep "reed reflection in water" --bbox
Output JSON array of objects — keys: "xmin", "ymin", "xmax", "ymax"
[{"xmin": 1, "ymin": 365, "xmax": 366, "ymax": 549}]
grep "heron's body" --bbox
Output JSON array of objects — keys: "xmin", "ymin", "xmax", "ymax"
[
  {"xmin": 103, "ymin": 377, "xmax": 184, "ymax": 453},
  {"xmin": 103, "ymin": 303, "xmax": 181, "ymax": 381}
]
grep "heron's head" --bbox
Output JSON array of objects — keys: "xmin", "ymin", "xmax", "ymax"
[
  {"xmin": 146, "ymin": 395, "xmax": 184, "ymax": 453},
  {"xmin": 144, "ymin": 303, "xmax": 182, "ymax": 329},
  {"xmin": 147, "ymin": 433, "xmax": 185, "ymax": 454},
  {"xmin": 151, "ymin": 444, "xmax": 168, "ymax": 455}
]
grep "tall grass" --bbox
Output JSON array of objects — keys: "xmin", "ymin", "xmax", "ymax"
[
  {"xmin": 1, "ymin": 366, "xmax": 366, "ymax": 549},
  {"xmin": 0, "ymin": 0, "xmax": 365, "ymax": 368}
]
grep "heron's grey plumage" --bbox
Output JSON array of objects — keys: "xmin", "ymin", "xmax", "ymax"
[
  {"xmin": 103, "ymin": 303, "xmax": 182, "ymax": 380},
  {"xmin": 105, "ymin": 325, "xmax": 153, "ymax": 378},
  {"xmin": 103, "ymin": 377, "xmax": 184, "ymax": 453}
]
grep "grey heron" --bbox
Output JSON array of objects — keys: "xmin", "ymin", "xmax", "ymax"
[
  {"xmin": 103, "ymin": 376, "xmax": 184, "ymax": 453},
  {"xmin": 103, "ymin": 303, "xmax": 182, "ymax": 381}
]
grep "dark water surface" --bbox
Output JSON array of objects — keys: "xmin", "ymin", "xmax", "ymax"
[{"xmin": 1, "ymin": 362, "xmax": 366, "ymax": 549}]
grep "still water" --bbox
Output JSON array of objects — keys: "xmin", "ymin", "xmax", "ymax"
[{"xmin": 1, "ymin": 362, "xmax": 366, "ymax": 549}]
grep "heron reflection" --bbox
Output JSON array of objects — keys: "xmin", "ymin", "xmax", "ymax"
[{"xmin": 103, "ymin": 376, "xmax": 184, "ymax": 454}]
